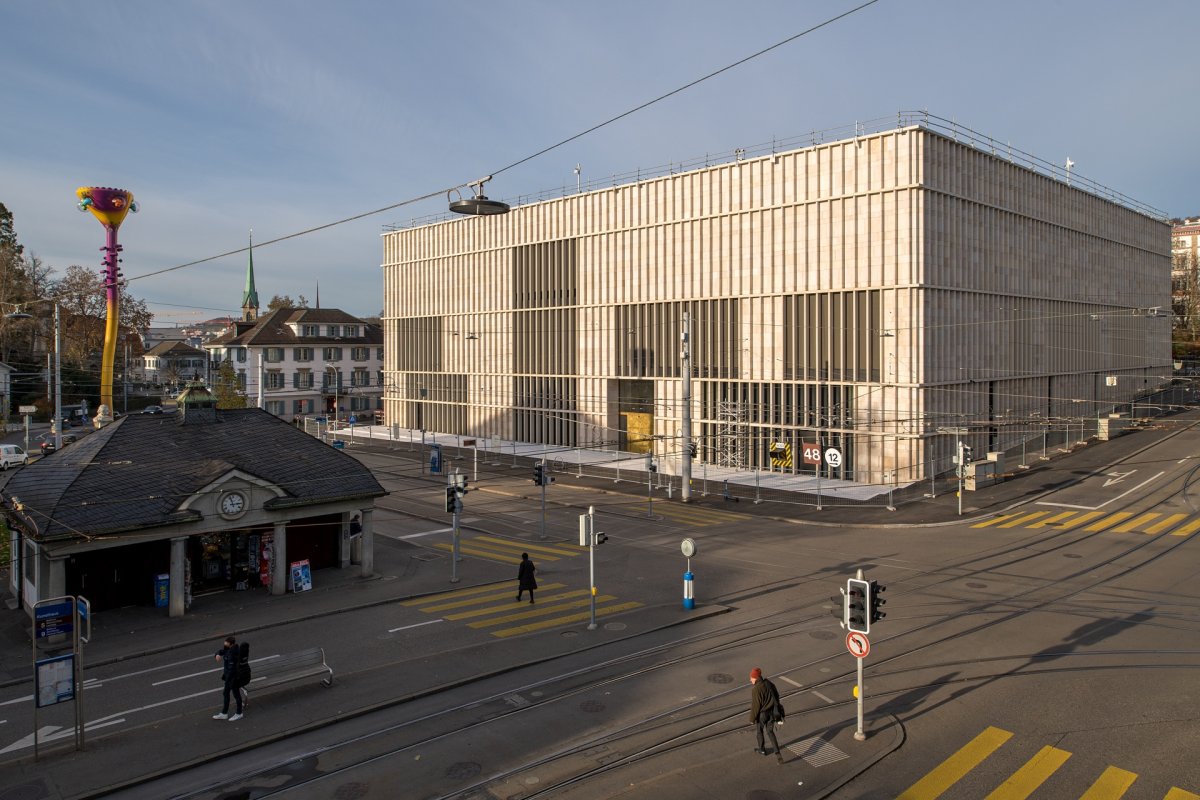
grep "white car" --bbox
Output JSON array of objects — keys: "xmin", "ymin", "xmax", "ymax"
[{"xmin": 0, "ymin": 444, "xmax": 29, "ymax": 470}]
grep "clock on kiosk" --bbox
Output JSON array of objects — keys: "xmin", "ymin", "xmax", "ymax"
[{"xmin": 219, "ymin": 490, "xmax": 248, "ymax": 519}]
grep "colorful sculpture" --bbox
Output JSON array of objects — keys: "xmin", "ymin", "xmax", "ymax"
[{"xmin": 76, "ymin": 186, "xmax": 137, "ymax": 426}]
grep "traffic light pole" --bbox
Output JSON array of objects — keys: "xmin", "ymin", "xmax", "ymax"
[
  {"xmin": 539, "ymin": 459, "xmax": 548, "ymax": 541},
  {"xmin": 587, "ymin": 506, "xmax": 597, "ymax": 630},
  {"xmin": 854, "ymin": 567, "xmax": 865, "ymax": 741}
]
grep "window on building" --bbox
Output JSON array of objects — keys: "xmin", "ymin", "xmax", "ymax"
[
  {"xmin": 377, "ymin": 347, "xmax": 384, "ymax": 361},
  {"xmin": 294, "ymin": 369, "xmax": 314, "ymax": 389},
  {"xmin": 293, "ymin": 347, "xmax": 314, "ymax": 362},
  {"xmin": 323, "ymin": 347, "xmax": 342, "ymax": 362},
  {"xmin": 265, "ymin": 370, "xmax": 285, "ymax": 390},
  {"xmin": 265, "ymin": 400, "xmax": 285, "ymax": 416},
  {"xmin": 302, "ymin": 325, "xmax": 319, "ymax": 337},
  {"xmin": 236, "ymin": 348, "xmax": 247, "ymax": 363},
  {"xmin": 351, "ymin": 346, "xmax": 370, "ymax": 361},
  {"xmin": 237, "ymin": 370, "xmax": 247, "ymax": 389},
  {"xmin": 264, "ymin": 347, "xmax": 284, "ymax": 363},
  {"xmin": 293, "ymin": 398, "xmax": 314, "ymax": 415},
  {"xmin": 323, "ymin": 370, "xmax": 342, "ymax": 389},
  {"xmin": 344, "ymin": 325, "xmax": 359, "ymax": 337},
  {"xmin": 352, "ymin": 368, "xmax": 370, "ymax": 386},
  {"xmin": 327, "ymin": 325, "xmax": 341, "ymax": 337}
]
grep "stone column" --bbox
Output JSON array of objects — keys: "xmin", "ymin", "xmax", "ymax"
[
  {"xmin": 169, "ymin": 536, "xmax": 187, "ymax": 618},
  {"xmin": 271, "ymin": 520, "xmax": 288, "ymax": 596},
  {"xmin": 359, "ymin": 508, "xmax": 374, "ymax": 578},
  {"xmin": 339, "ymin": 510, "xmax": 352, "ymax": 568}
]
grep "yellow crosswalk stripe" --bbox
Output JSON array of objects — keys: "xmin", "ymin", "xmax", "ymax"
[
  {"xmin": 1164, "ymin": 788, "xmax": 1200, "ymax": 800},
  {"xmin": 415, "ymin": 584, "xmax": 569, "ymax": 613},
  {"xmin": 452, "ymin": 541, "xmax": 563, "ymax": 561},
  {"xmin": 1144, "ymin": 513, "xmax": 1188, "ymax": 534},
  {"xmin": 1112, "ymin": 512, "xmax": 1160, "ymax": 533},
  {"xmin": 998, "ymin": 511, "xmax": 1050, "ymax": 528},
  {"xmin": 401, "ymin": 583, "xmax": 514, "ymax": 606},
  {"xmin": 983, "ymin": 744, "xmax": 1071, "ymax": 799},
  {"xmin": 491, "ymin": 601, "xmax": 643, "ymax": 638},
  {"xmin": 1169, "ymin": 517, "xmax": 1200, "ymax": 537},
  {"xmin": 430, "ymin": 542, "xmax": 527, "ymax": 563},
  {"xmin": 1052, "ymin": 511, "xmax": 1103, "ymax": 529},
  {"xmin": 897, "ymin": 726, "xmax": 1013, "ymax": 799},
  {"xmin": 1084, "ymin": 512, "xmax": 1134, "ymax": 532},
  {"xmin": 1078, "ymin": 765, "xmax": 1137, "ymax": 799},
  {"xmin": 467, "ymin": 595, "xmax": 620, "ymax": 628},
  {"xmin": 444, "ymin": 589, "xmax": 591, "ymax": 620},
  {"xmin": 1028, "ymin": 511, "xmax": 1079, "ymax": 528},
  {"xmin": 972, "ymin": 515, "xmax": 1014, "ymax": 528},
  {"xmin": 473, "ymin": 535, "xmax": 581, "ymax": 558},
  {"xmin": 656, "ymin": 505, "xmax": 745, "ymax": 525}
]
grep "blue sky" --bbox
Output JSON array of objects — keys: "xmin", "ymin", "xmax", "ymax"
[{"xmin": 3, "ymin": 0, "xmax": 1196, "ymax": 325}]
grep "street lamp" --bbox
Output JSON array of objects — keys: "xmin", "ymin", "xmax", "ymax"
[
  {"xmin": 6, "ymin": 301, "xmax": 61, "ymax": 452},
  {"xmin": 324, "ymin": 364, "xmax": 339, "ymax": 426}
]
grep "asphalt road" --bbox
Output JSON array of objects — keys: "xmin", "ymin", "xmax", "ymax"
[{"xmin": 1, "ymin": 424, "xmax": 1198, "ymax": 799}]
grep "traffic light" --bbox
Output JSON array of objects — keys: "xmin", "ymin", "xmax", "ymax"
[
  {"xmin": 445, "ymin": 486, "xmax": 457, "ymax": 514},
  {"xmin": 846, "ymin": 578, "xmax": 869, "ymax": 634},
  {"xmin": 595, "ymin": 529, "xmax": 608, "ymax": 545},
  {"xmin": 869, "ymin": 580, "xmax": 886, "ymax": 625},
  {"xmin": 533, "ymin": 463, "xmax": 544, "ymax": 485},
  {"xmin": 688, "ymin": 442, "xmax": 698, "ymax": 460},
  {"xmin": 961, "ymin": 445, "xmax": 974, "ymax": 463}
]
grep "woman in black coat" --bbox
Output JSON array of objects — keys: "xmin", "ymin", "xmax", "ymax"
[{"xmin": 517, "ymin": 553, "xmax": 537, "ymax": 604}]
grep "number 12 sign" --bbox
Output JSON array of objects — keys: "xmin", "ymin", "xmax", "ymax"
[{"xmin": 802, "ymin": 442, "xmax": 822, "ymax": 466}]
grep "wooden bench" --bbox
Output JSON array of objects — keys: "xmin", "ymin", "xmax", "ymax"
[{"xmin": 250, "ymin": 647, "xmax": 333, "ymax": 691}]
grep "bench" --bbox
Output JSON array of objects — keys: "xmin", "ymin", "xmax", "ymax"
[{"xmin": 250, "ymin": 647, "xmax": 333, "ymax": 691}]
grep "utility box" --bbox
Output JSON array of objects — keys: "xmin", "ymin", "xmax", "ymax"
[{"xmin": 965, "ymin": 459, "xmax": 999, "ymax": 491}]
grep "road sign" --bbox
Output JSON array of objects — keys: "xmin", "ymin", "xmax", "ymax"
[
  {"xmin": 19, "ymin": 405, "xmax": 37, "ymax": 414},
  {"xmin": 846, "ymin": 631, "xmax": 870, "ymax": 658},
  {"xmin": 35, "ymin": 600, "xmax": 73, "ymax": 639},
  {"xmin": 463, "ymin": 438, "xmax": 477, "ymax": 447},
  {"xmin": 429, "ymin": 444, "xmax": 443, "ymax": 473},
  {"xmin": 769, "ymin": 441, "xmax": 792, "ymax": 468},
  {"xmin": 824, "ymin": 447, "xmax": 842, "ymax": 468},
  {"xmin": 681, "ymin": 538, "xmax": 696, "ymax": 558},
  {"xmin": 802, "ymin": 442, "xmax": 821, "ymax": 465},
  {"xmin": 348, "ymin": 415, "xmax": 357, "ymax": 425}
]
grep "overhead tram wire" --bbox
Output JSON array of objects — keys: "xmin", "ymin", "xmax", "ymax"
[{"xmin": 124, "ymin": 0, "xmax": 884, "ymax": 286}]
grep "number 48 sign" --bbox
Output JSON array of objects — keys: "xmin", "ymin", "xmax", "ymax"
[{"xmin": 802, "ymin": 442, "xmax": 822, "ymax": 466}]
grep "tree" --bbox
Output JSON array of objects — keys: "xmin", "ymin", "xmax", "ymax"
[
  {"xmin": 212, "ymin": 360, "xmax": 248, "ymax": 409},
  {"xmin": 267, "ymin": 294, "xmax": 309, "ymax": 311},
  {"xmin": 51, "ymin": 264, "xmax": 154, "ymax": 369}
]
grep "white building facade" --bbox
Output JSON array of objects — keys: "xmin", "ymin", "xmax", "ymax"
[{"xmin": 380, "ymin": 116, "xmax": 1171, "ymax": 486}]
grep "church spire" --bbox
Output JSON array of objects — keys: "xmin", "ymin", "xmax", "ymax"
[{"xmin": 242, "ymin": 229, "xmax": 259, "ymax": 322}]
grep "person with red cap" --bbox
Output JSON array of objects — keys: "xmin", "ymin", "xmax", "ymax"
[{"xmin": 749, "ymin": 667, "xmax": 784, "ymax": 761}]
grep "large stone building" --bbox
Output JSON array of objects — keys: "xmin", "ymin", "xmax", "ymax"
[{"xmin": 380, "ymin": 115, "xmax": 1171, "ymax": 486}]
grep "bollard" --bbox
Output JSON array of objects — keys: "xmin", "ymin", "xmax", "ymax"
[{"xmin": 683, "ymin": 571, "xmax": 695, "ymax": 610}]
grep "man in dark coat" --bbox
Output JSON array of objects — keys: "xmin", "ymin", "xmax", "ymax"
[
  {"xmin": 516, "ymin": 553, "xmax": 537, "ymax": 604},
  {"xmin": 749, "ymin": 667, "xmax": 783, "ymax": 761},
  {"xmin": 213, "ymin": 636, "xmax": 244, "ymax": 721}
]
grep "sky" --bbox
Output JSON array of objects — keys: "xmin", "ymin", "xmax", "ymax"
[{"xmin": 2, "ymin": 0, "xmax": 1197, "ymax": 326}]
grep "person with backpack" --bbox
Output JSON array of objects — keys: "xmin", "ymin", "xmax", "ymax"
[
  {"xmin": 749, "ymin": 667, "xmax": 784, "ymax": 762},
  {"xmin": 235, "ymin": 641, "xmax": 252, "ymax": 709},
  {"xmin": 213, "ymin": 636, "xmax": 244, "ymax": 721}
]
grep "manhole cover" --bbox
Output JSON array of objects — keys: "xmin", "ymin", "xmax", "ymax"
[
  {"xmin": 580, "ymin": 700, "xmax": 606, "ymax": 713},
  {"xmin": 561, "ymin": 630, "xmax": 578, "ymax": 638},
  {"xmin": 809, "ymin": 629, "xmax": 836, "ymax": 640},
  {"xmin": 446, "ymin": 762, "xmax": 482, "ymax": 780},
  {"xmin": 604, "ymin": 622, "xmax": 626, "ymax": 631},
  {"xmin": 708, "ymin": 673, "xmax": 734, "ymax": 684},
  {"xmin": 966, "ymin": 582, "xmax": 988, "ymax": 588},
  {"xmin": 333, "ymin": 782, "xmax": 369, "ymax": 800}
]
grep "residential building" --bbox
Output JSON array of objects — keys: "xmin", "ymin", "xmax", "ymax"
[
  {"xmin": 1172, "ymin": 218, "xmax": 1200, "ymax": 342},
  {"xmin": 380, "ymin": 113, "xmax": 1171, "ymax": 487},
  {"xmin": 204, "ymin": 308, "xmax": 385, "ymax": 423},
  {"xmin": 141, "ymin": 340, "xmax": 207, "ymax": 386}
]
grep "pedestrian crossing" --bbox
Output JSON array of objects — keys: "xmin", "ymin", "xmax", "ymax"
[
  {"xmin": 972, "ymin": 509, "xmax": 1200, "ymax": 537},
  {"xmin": 898, "ymin": 725, "xmax": 1197, "ymax": 799},
  {"xmin": 652, "ymin": 502, "xmax": 747, "ymax": 527},
  {"xmin": 400, "ymin": 582, "xmax": 642, "ymax": 638},
  {"xmin": 429, "ymin": 535, "xmax": 583, "ymax": 565}
]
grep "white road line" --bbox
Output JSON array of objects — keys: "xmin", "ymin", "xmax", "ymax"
[
  {"xmin": 779, "ymin": 675, "xmax": 804, "ymax": 688},
  {"xmin": 389, "ymin": 619, "xmax": 445, "ymax": 633},
  {"xmin": 151, "ymin": 655, "xmax": 280, "ymax": 687},
  {"xmin": 400, "ymin": 528, "xmax": 453, "ymax": 540},
  {"xmin": 811, "ymin": 690, "xmax": 834, "ymax": 704},
  {"xmin": 88, "ymin": 687, "xmax": 220, "ymax": 726},
  {"xmin": 0, "ymin": 695, "xmax": 32, "ymax": 708},
  {"xmin": 1036, "ymin": 470, "xmax": 1165, "ymax": 509}
]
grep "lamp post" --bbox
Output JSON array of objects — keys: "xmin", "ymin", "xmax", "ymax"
[{"xmin": 6, "ymin": 301, "xmax": 61, "ymax": 452}]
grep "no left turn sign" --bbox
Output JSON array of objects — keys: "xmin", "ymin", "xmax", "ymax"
[{"xmin": 846, "ymin": 631, "xmax": 870, "ymax": 658}]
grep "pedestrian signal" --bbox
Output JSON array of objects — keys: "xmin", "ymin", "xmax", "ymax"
[
  {"xmin": 846, "ymin": 578, "xmax": 869, "ymax": 634},
  {"xmin": 444, "ymin": 486, "xmax": 457, "ymax": 514},
  {"xmin": 533, "ymin": 463, "xmax": 544, "ymax": 485},
  {"xmin": 869, "ymin": 580, "xmax": 886, "ymax": 624}
]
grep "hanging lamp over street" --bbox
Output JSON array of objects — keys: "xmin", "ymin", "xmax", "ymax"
[{"xmin": 448, "ymin": 176, "xmax": 510, "ymax": 216}]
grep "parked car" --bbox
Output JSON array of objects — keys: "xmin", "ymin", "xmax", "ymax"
[
  {"xmin": 142, "ymin": 405, "xmax": 164, "ymax": 414},
  {"xmin": 36, "ymin": 432, "xmax": 79, "ymax": 454},
  {"xmin": 0, "ymin": 444, "xmax": 29, "ymax": 470}
]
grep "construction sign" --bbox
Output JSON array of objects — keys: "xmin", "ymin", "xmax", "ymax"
[{"xmin": 769, "ymin": 441, "xmax": 792, "ymax": 468}]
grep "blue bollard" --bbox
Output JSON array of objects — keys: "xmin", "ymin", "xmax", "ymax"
[{"xmin": 683, "ymin": 570, "xmax": 695, "ymax": 610}]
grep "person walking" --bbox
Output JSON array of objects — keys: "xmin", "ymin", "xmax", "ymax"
[
  {"xmin": 749, "ymin": 667, "xmax": 783, "ymax": 762},
  {"xmin": 213, "ymin": 636, "xmax": 244, "ymax": 721},
  {"xmin": 516, "ymin": 553, "xmax": 537, "ymax": 604},
  {"xmin": 235, "ymin": 640, "xmax": 252, "ymax": 709}
]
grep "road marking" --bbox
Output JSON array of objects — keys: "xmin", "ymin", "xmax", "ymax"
[
  {"xmin": 415, "ymin": 584, "xmax": 568, "ymax": 613},
  {"xmin": 401, "ymin": 583, "xmax": 511, "ymax": 605},
  {"xmin": 1028, "ymin": 511, "xmax": 1077, "ymax": 528},
  {"xmin": 152, "ymin": 655, "xmax": 280, "ymax": 686},
  {"xmin": 983, "ymin": 744, "xmax": 1071, "ymax": 799},
  {"xmin": 468, "ymin": 596, "xmax": 620, "ymax": 628},
  {"xmin": 779, "ymin": 675, "xmax": 804, "ymax": 688},
  {"xmin": 1112, "ymin": 512, "xmax": 1160, "ymax": 533},
  {"xmin": 1170, "ymin": 517, "xmax": 1200, "ymax": 536},
  {"xmin": 897, "ymin": 726, "xmax": 1012, "ymax": 800},
  {"xmin": 445, "ymin": 590, "xmax": 591, "ymax": 620},
  {"xmin": 1144, "ymin": 513, "xmax": 1188, "ymax": 534},
  {"xmin": 810, "ymin": 690, "xmax": 834, "ymax": 704},
  {"xmin": 430, "ymin": 542, "xmax": 528, "ymax": 564},
  {"xmin": 1054, "ymin": 511, "xmax": 1104, "ymax": 530},
  {"xmin": 1078, "ymin": 765, "xmax": 1137, "ymax": 799},
  {"xmin": 490, "ymin": 602, "xmax": 642, "ymax": 637},
  {"xmin": 0, "ymin": 696, "xmax": 32, "ymax": 708},
  {"xmin": 1102, "ymin": 470, "xmax": 1135, "ymax": 486},
  {"xmin": 1164, "ymin": 788, "xmax": 1200, "ymax": 800},
  {"xmin": 1037, "ymin": 471, "xmax": 1165, "ymax": 509},
  {"xmin": 1084, "ymin": 512, "xmax": 1133, "ymax": 532},
  {"xmin": 472, "ymin": 535, "xmax": 581, "ymax": 558},
  {"xmin": 972, "ymin": 516, "xmax": 1013, "ymax": 529},
  {"xmin": 388, "ymin": 619, "xmax": 444, "ymax": 633},
  {"xmin": 998, "ymin": 512, "xmax": 1049, "ymax": 528},
  {"xmin": 399, "ymin": 528, "xmax": 453, "ymax": 539}
]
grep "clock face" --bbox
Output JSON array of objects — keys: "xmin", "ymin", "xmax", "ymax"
[{"xmin": 220, "ymin": 491, "xmax": 246, "ymax": 517}]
